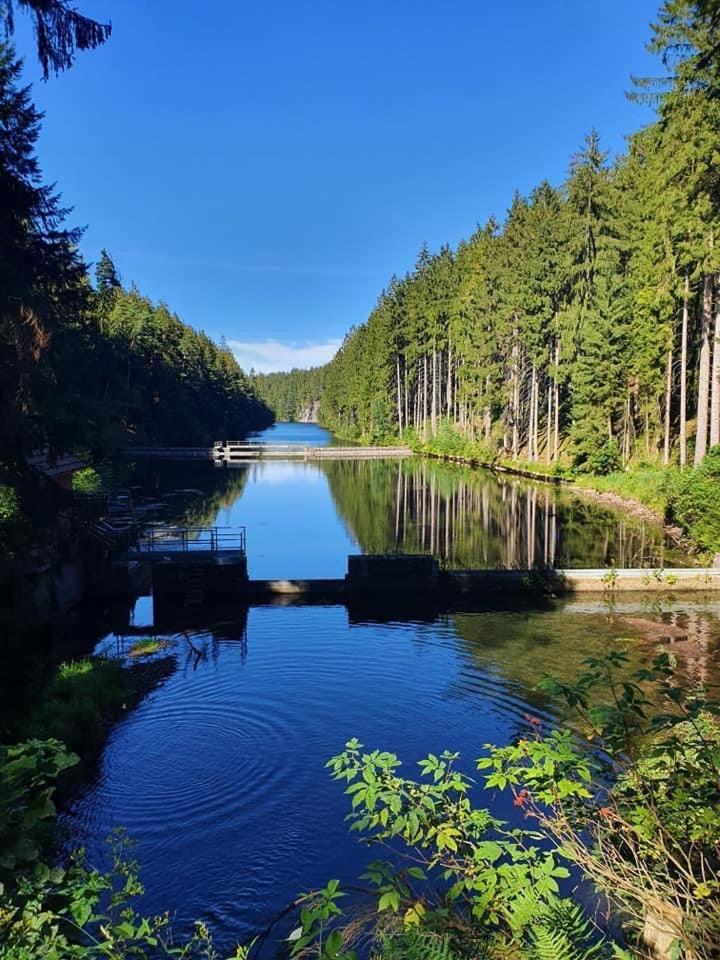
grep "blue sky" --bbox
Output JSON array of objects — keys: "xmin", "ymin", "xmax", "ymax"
[{"xmin": 14, "ymin": 0, "xmax": 660, "ymax": 372}]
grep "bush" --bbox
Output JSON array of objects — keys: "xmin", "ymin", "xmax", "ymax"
[
  {"xmin": 71, "ymin": 466, "xmax": 105, "ymax": 494},
  {"xmin": 286, "ymin": 647, "xmax": 720, "ymax": 960},
  {"xmin": 0, "ymin": 741, "xmax": 236, "ymax": 960},
  {"xmin": 0, "ymin": 483, "xmax": 20, "ymax": 525},
  {"xmin": 581, "ymin": 439, "xmax": 622, "ymax": 476},
  {"xmin": 672, "ymin": 445, "xmax": 720, "ymax": 553}
]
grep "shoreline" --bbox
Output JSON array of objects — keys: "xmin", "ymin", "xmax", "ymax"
[{"xmin": 412, "ymin": 448, "xmax": 701, "ymax": 560}]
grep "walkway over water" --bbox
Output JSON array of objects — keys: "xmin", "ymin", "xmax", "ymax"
[{"xmin": 124, "ymin": 442, "xmax": 412, "ymax": 462}]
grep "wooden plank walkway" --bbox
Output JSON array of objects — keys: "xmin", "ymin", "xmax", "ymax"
[{"xmin": 124, "ymin": 443, "xmax": 412, "ymax": 461}]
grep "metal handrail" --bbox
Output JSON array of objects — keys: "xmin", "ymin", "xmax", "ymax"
[{"xmin": 131, "ymin": 525, "xmax": 246, "ymax": 554}]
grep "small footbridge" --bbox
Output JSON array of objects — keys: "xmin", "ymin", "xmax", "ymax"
[{"xmin": 124, "ymin": 442, "xmax": 412, "ymax": 462}]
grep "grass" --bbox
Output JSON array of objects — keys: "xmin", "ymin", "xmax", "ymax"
[
  {"xmin": 128, "ymin": 637, "xmax": 170, "ymax": 658},
  {"xmin": 573, "ymin": 465, "xmax": 677, "ymax": 517},
  {"xmin": 21, "ymin": 657, "xmax": 130, "ymax": 755}
]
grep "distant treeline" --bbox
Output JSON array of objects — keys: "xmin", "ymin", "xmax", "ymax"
[
  {"xmin": 310, "ymin": 10, "xmax": 720, "ymax": 473},
  {"xmin": 254, "ymin": 366, "xmax": 325, "ymax": 422},
  {"xmin": 0, "ymin": 42, "xmax": 271, "ymax": 467}
]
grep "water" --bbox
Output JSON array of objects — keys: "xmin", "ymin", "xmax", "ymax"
[
  {"xmin": 62, "ymin": 424, "xmax": 715, "ymax": 954},
  {"xmin": 245, "ymin": 422, "xmax": 338, "ymax": 446},
  {"xmin": 127, "ymin": 422, "xmax": 688, "ymax": 578}
]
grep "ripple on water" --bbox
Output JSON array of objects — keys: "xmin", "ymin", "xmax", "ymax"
[{"xmin": 66, "ymin": 605, "xmax": 653, "ymax": 953}]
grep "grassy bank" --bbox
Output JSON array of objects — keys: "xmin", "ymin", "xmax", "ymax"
[{"xmin": 19, "ymin": 657, "xmax": 132, "ymax": 756}]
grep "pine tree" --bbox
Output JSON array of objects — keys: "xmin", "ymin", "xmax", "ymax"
[
  {"xmin": 2, "ymin": 1, "xmax": 111, "ymax": 78},
  {"xmin": 0, "ymin": 42, "xmax": 87, "ymax": 455}
]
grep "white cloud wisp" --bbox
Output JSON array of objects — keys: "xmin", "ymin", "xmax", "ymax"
[{"xmin": 228, "ymin": 338, "xmax": 341, "ymax": 374}]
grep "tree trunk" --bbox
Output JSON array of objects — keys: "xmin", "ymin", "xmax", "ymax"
[
  {"xmin": 710, "ymin": 273, "xmax": 720, "ymax": 449},
  {"xmin": 532, "ymin": 368, "xmax": 539, "ymax": 461},
  {"xmin": 546, "ymin": 379, "xmax": 553, "ymax": 465},
  {"xmin": 431, "ymin": 345, "xmax": 437, "ymax": 433},
  {"xmin": 423, "ymin": 354, "xmax": 428, "ymax": 437},
  {"xmin": 553, "ymin": 339, "xmax": 560, "ymax": 461},
  {"xmin": 680, "ymin": 274, "xmax": 689, "ymax": 468},
  {"xmin": 663, "ymin": 347, "xmax": 672, "ymax": 466},
  {"xmin": 694, "ymin": 274, "xmax": 712, "ymax": 465},
  {"xmin": 527, "ymin": 363, "xmax": 536, "ymax": 460},
  {"xmin": 396, "ymin": 354, "xmax": 403, "ymax": 434},
  {"xmin": 512, "ymin": 324, "xmax": 520, "ymax": 459}
]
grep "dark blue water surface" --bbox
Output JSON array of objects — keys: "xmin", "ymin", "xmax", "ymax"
[{"xmin": 64, "ymin": 424, "xmax": 718, "ymax": 955}]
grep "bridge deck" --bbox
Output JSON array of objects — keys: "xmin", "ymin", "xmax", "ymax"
[{"xmin": 124, "ymin": 443, "xmax": 412, "ymax": 461}]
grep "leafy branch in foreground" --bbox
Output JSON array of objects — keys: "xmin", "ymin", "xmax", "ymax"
[
  {"xmin": 291, "ymin": 647, "xmax": 719, "ymax": 960},
  {"xmin": 481, "ymin": 648, "xmax": 720, "ymax": 959}
]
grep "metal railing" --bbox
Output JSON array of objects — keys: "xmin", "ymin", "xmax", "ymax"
[{"xmin": 130, "ymin": 526, "xmax": 246, "ymax": 555}]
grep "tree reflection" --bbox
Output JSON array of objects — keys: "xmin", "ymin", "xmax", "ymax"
[{"xmin": 321, "ymin": 459, "xmax": 684, "ymax": 569}]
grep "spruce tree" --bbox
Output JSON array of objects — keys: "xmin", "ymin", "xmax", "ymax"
[
  {"xmin": 0, "ymin": 42, "xmax": 87, "ymax": 455},
  {"xmin": 2, "ymin": 0, "xmax": 111, "ymax": 78}
]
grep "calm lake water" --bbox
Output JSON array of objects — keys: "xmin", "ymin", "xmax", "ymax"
[{"xmin": 63, "ymin": 424, "xmax": 718, "ymax": 955}]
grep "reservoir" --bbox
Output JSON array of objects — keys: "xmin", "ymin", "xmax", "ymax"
[{"xmin": 61, "ymin": 424, "xmax": 718, "ymax": 954}]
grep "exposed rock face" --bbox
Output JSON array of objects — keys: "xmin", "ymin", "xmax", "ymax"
[{"xmin": 297, "ymin": 400, "xmax": 320, "ymax": 423}]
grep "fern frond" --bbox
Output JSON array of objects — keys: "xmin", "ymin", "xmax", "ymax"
[
  {"xmin": 379, "ymin": 928, "xmax": 455, "ymax": 960},
  {"xmin": 527, "ymin": 899, "xmax": 605, "ymax": 960}
]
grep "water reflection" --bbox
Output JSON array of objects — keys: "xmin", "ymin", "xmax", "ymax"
[
  {"xmin": 319, "ymin": 458, "xmax": 686, "ymax": 569},
  {"xmin": 74, "ymin": 597, "xmax": 720, "ymax": 956},
  {"xmin": 121, "ymin": 425, "xmax": 686, "ymax": 573}
]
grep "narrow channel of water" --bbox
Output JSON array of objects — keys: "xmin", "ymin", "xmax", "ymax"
[{"xmin": 61, "ymin": 424, "xmax": 715, "ymax": 955}]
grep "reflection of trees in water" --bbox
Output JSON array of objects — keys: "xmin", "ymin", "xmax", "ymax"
[
  {"xmin": 450, "ymin": 606, "xmax": 720, "ymax": 717},
  {"xmin": 321, "ymin": 459, "xmax": 681, "ymax": 569},
  {"xmin": 123, "ymin": 462, "xmax": 250, "ymax": 529}
]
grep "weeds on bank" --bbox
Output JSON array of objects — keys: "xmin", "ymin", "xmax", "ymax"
[{"xmin": 20, "ymin": 657, "xmax": 130, "ymax": 755}]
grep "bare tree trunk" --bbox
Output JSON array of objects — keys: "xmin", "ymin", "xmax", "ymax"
[
  {"xmin": 710, "ymin": 273, "xmax": 720, "ymax": 449},
  {"xmin": 396, "ymin": 354, "xmax": 403, "ymax": 435},
  {"xmin": 553, "ymin": 339, "xmax": 560, "ymax": 461},
  {"xmin": 423, "ymin": 354, "xmax": 428, "ymax": 438},
  {"xmin": 680, "ymin": 274, "xmax": 689, "ymax": 468},
  {"xmin": 431, "ymin": 345, "xmax": 437, "ymax": 433},
  {"xmin": 404, "ymin": 365, "xmax": 409, "ymax": 429},
  {"xmin": 663, "ymin": 346, "xmax": 672, "ymax": 466},
  {"xmin": 546, "ymin": 379, "xmax": 553, "ymax": 465},
  {"xmin": 446, "ymin": 344, "xmax": 453, "ymax": 418},
  {"xmin": 695, "ymin": 274, "xmax": 713, "ymax": 465},
  {"xmin": 532, "ymin": 367, "xmax": 539, "ymax": 461},
  {"xmin": 512, "ymin": 325, "xmax": 520, "ymax": 458},
  {"xmin": 527, "ymin": 363, "xmax": 536, "ymax": 460}
]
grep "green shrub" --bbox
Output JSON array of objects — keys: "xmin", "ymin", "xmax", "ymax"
[
  {"xmin": 1, "ymin": 741, "xmax": 231, "ymax": 960},
  {"xmin": 0, "ymin": 739, "xmax": 77, "ymax": 879},
  {"xmin": 0, "ymin": 483, "xmax": 20, "ymax": 525},
  {"xmin": 71, "ymin": 466, "xmax": 105, "ymax": 494},
  {"xmin": 580, "ymin": 439, "xmax": 622, "ymax": 476},
  {"xmin": 672, "ymin": 446, "xmax": 720, "ymax": 553}
]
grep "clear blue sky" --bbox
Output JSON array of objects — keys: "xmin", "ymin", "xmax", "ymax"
[{"xmin": 14, "ymin": 0, "xmax": 660, "ymax": 372}]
